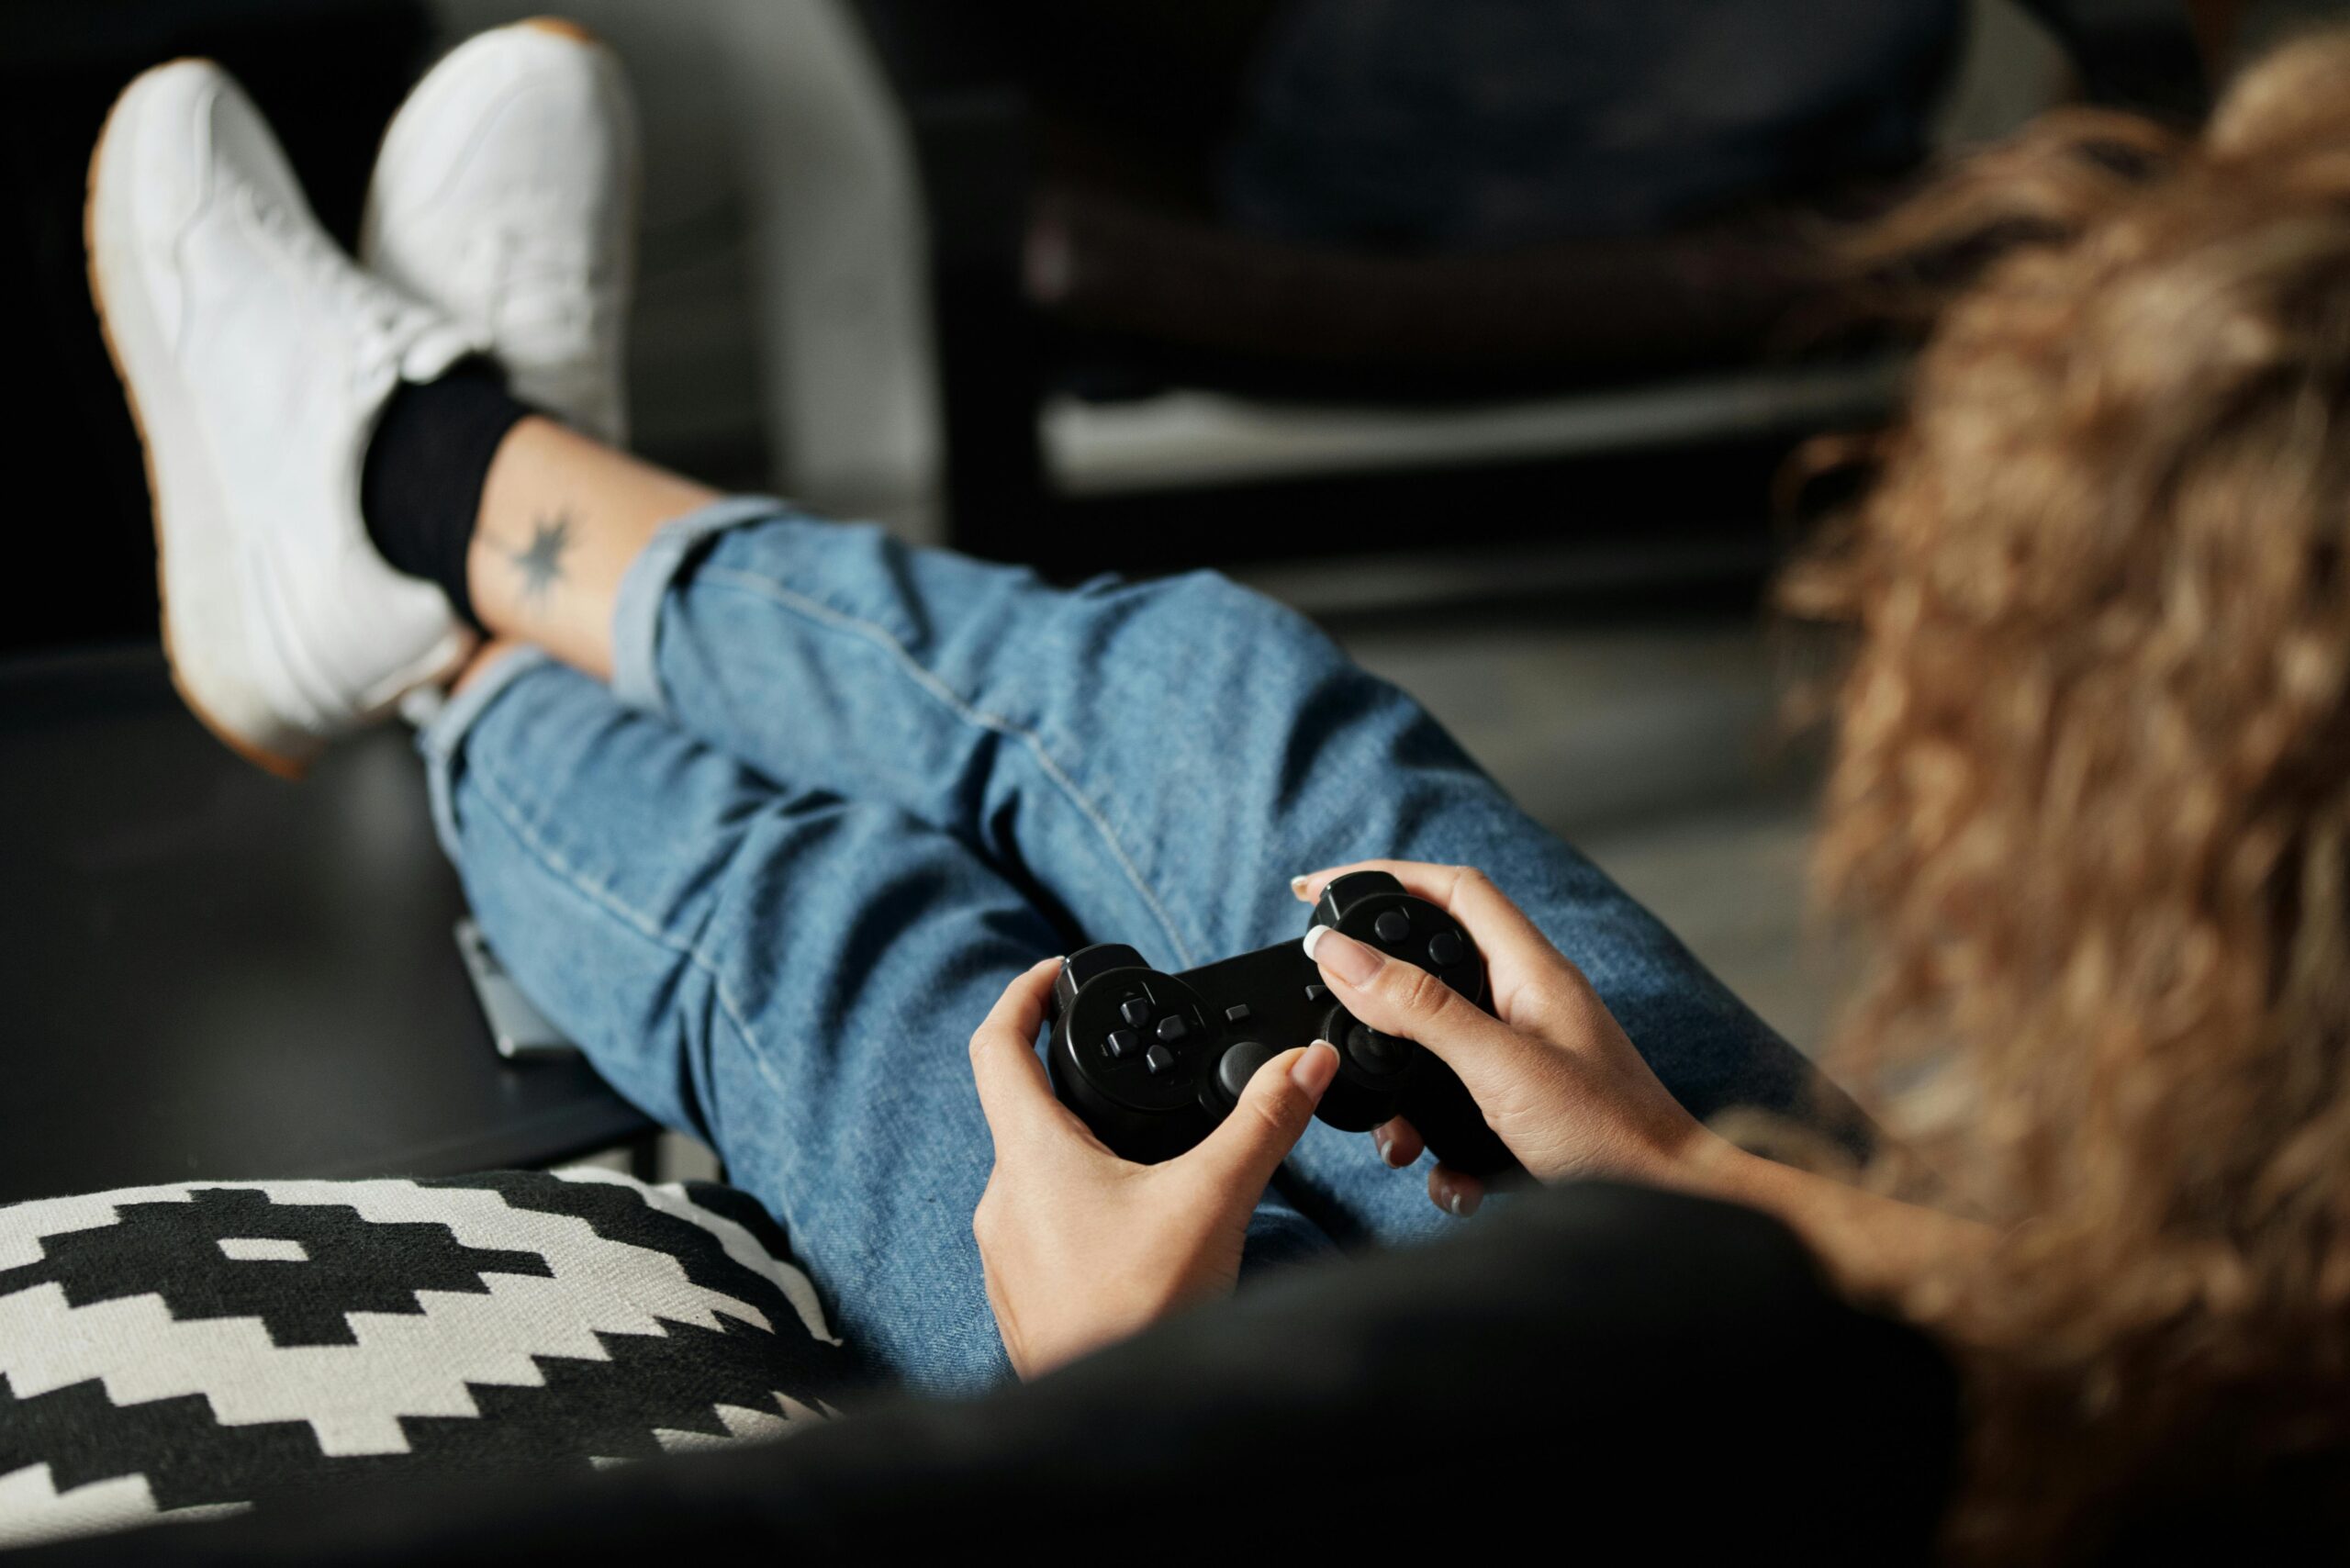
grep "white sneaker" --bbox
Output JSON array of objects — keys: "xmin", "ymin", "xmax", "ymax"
[
  {"xmin": 364, "ymin": 17, "xmax": 640, "ymax": 445},
  {"xmin": 87, "ymin": 60, "xmax": 482, "ymax": 776}
]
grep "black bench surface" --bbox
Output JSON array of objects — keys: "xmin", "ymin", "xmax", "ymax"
[{"xmin": 0, "ymin": 645, "xmax": 651, "ymax": 1205}]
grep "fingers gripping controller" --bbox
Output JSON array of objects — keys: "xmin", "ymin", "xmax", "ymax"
[
  {"xmin": 1046, "ymin": 874, "xmax": 1523, "ymax": 1177},
  {"xmin": 1308, "ymin": 873, "xmax": 1518, "ymax": 1178}
]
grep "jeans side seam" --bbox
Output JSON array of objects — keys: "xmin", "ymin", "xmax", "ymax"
[
  {"xmin": 693, "ymin": 565, "xmax": 1195, "ymax": 968},
  {"xmin": 459, "ymin": 758, "xmax": 809, "ymax": 1235}
]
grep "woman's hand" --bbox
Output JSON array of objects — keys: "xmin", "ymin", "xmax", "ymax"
[
  {"xmin": 1293, "ymin": 861, "xmax": 1715, "ymax": 1218},
  {"xmin": 969, "ymin": 958, "xmax": 1340, "ymax": 1379}
]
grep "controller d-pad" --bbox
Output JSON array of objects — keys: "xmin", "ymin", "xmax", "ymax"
[
  {"xmin": 1374, "ymin": 909, "xmax": 1412, "ymax": 946},
  {"xmin": 1120, "ymin": 998, "xmax": 1153, "ymax": 1028},
  {"xmin": 1305, "ymin": 983, "xmax": 1330, "ymax": 1003},
  {"xmin": 1225, "ymin": 1004, "xmax": 1252, "ymax": 1024},
  {"xmin": 1105, "ymin": 1028, "xmax": 1141, "ymax": 1059},
  {"xmin": 1428, "ymin": 929, "xmax": 1465, "ymax": 968},
  {"xmin": 1144, "ymin": 1043, "xmax": 1178, "ymax": 1076},
  {"xmin": 1157, "ymin": 1014, "xmax": 1190, "ymax": 1045}
]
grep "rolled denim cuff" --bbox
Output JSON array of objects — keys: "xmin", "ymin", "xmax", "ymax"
[
  {"xmin": 416, "ymin": 645, "xmax": 554, "ymax": 859},
  {"xmin": 609, "ymin": 495, "xmax": 794, "ymax": 716}
]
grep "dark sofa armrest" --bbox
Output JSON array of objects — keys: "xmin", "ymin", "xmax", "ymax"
[
  {"xmin": 845, "ymin": 0, "xmax": 1030, "ymax": 272},
  {"xmin": 845, "ymin": 0, "xmax": 1050, "ymax": 554}
]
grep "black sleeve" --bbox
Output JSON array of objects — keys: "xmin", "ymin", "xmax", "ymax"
[{"xmin": 23, "ymin": 1182, "xmax": 1958, "ymax": 1565}]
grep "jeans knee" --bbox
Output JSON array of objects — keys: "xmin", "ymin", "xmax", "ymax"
[
  {"xmin": 1106, "ymin": 570, "xmax": 1438, "ymax": 772},
  {"xmin": 1146, "ymin": 569, "xmax": 1345, "ymax": 682}
]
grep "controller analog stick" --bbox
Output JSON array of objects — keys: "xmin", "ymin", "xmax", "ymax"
[
  {"xmin": 1346, "ymin": 1022, "xmax": 1408, "ymax": 1075},
  {"xmin": 1427, "ymin": 929, "xmax": 1466, "ymax": 968},
  {"xmin": 1215, "ymin": 1040, "xmax": 1281, "ymax": 1104}
]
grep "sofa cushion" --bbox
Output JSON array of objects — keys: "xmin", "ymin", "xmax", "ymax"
[{"xmin": 0, "ymin": 1170, "xmax": 860, "ymax": 1550}]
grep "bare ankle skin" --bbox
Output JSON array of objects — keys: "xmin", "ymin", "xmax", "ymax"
[{"xmin": 466, "ymin": 417, "xmax": 720, "ymax": 680}]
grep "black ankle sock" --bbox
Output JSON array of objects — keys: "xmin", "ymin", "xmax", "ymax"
[{"xmin": 361, "ymin": 358, "xmax": 533, "ymax": 632}]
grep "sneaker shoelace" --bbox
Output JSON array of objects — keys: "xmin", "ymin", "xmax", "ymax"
[
  {"xmin": 477, "ymin": 187, "xmax": 614, "ymax": 342},
  {"xmin": 466, "ymin": 186, "xmax": 623, "ymax": 431},
  {"xmin": 239, "ymin": 183, "xmax": 439, "ymax": 402}
]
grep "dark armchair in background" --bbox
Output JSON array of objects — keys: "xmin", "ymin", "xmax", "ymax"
[{"xmin": 851, "ymin": 0, "xmax": 2210, "ymax": 576}]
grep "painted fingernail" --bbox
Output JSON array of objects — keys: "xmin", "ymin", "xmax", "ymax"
[
  {"xmin": 1292, "ymin": 1040, "xmax": 1339, "ymax": 1096},
  {"xmin": 1447, "ymin": 1190, "xmax": 1466, "ymax": 1218},
  {"xmin": 1302, "ymin": 925, "xmax": 1381, "ymax": 985},
  {"xmin": 1290, "ymin": 874, "xmax": 1313, "ymax": 898},
  {"xmin": 1374, "ymin": 1132, "xmax": 1396, "ymax": 1166}
]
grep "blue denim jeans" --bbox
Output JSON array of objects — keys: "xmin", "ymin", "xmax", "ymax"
[{"xmin": 420, "ymin": 498, "xmax": 1818, "ymax": 1394}]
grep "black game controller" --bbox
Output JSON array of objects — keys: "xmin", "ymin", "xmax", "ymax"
[{"xmin": 1046, "ymin": 871, "xmax": 1522, "ymax": 1178}]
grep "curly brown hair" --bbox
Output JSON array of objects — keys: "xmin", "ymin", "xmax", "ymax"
[{"xmin": 1783, "ymin": 29, "xmax": 2350, "ymax": 1563}]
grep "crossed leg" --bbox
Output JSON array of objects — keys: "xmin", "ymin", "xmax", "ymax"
[{"xmin": 443, "ymin": 420, "xmax": 1840, "ymax": 1260}]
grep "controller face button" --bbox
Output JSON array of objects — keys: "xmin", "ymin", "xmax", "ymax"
[
  {"xmin": 1427, "ymin": 929, "xmax": 1466, "ymax": 968},
  {"xmin": 1347, "ymin": 1023, "xmax": 1406, "ymax": 1075},
  {"xmin": 1105, "ymin": 1028, "xmax": 1142, "ymax": 1059},
  {"xmin": 1120, "ymin": 998, "xmax": 1153, "ymax": 1027},
  {"xmin": 1156, "ymin": 1014, "xmax": 1190, "ymax": 1045},
  {"xmin": 1374, "ymin": 909, "xmax": 1413, "ymax": 946},
  {"xmin": 1144, "ymin": 1043, "xmax": 1178, "ymax": 1076},
  {"xmin": 1225, "ymin": 1004, "xmax": 1252, "ymax": 1024},
  {"xmin": 1305, "ymin": 983, "xmax": 1330, "ymax": 1003}
]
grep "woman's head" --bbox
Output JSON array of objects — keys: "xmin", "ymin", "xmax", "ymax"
[{"xmin": 1788, "ymin": 28, "xmax": 2350, "ymax": 1561}]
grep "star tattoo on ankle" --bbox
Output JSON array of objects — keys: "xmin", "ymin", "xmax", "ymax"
[{"xmin": 507, "ymin": 511, "xmax": 574, "ymax": 607}]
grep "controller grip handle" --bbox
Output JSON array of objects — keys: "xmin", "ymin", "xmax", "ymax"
[{"xmin": 1407, "ymin": 1056, "xmax": 1525, "ymax": 1182}]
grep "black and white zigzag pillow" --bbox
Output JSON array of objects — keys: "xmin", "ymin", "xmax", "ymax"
[{"xmin": 0, "ymin": 1170, "xmax": 863, "ymax": 1550}]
